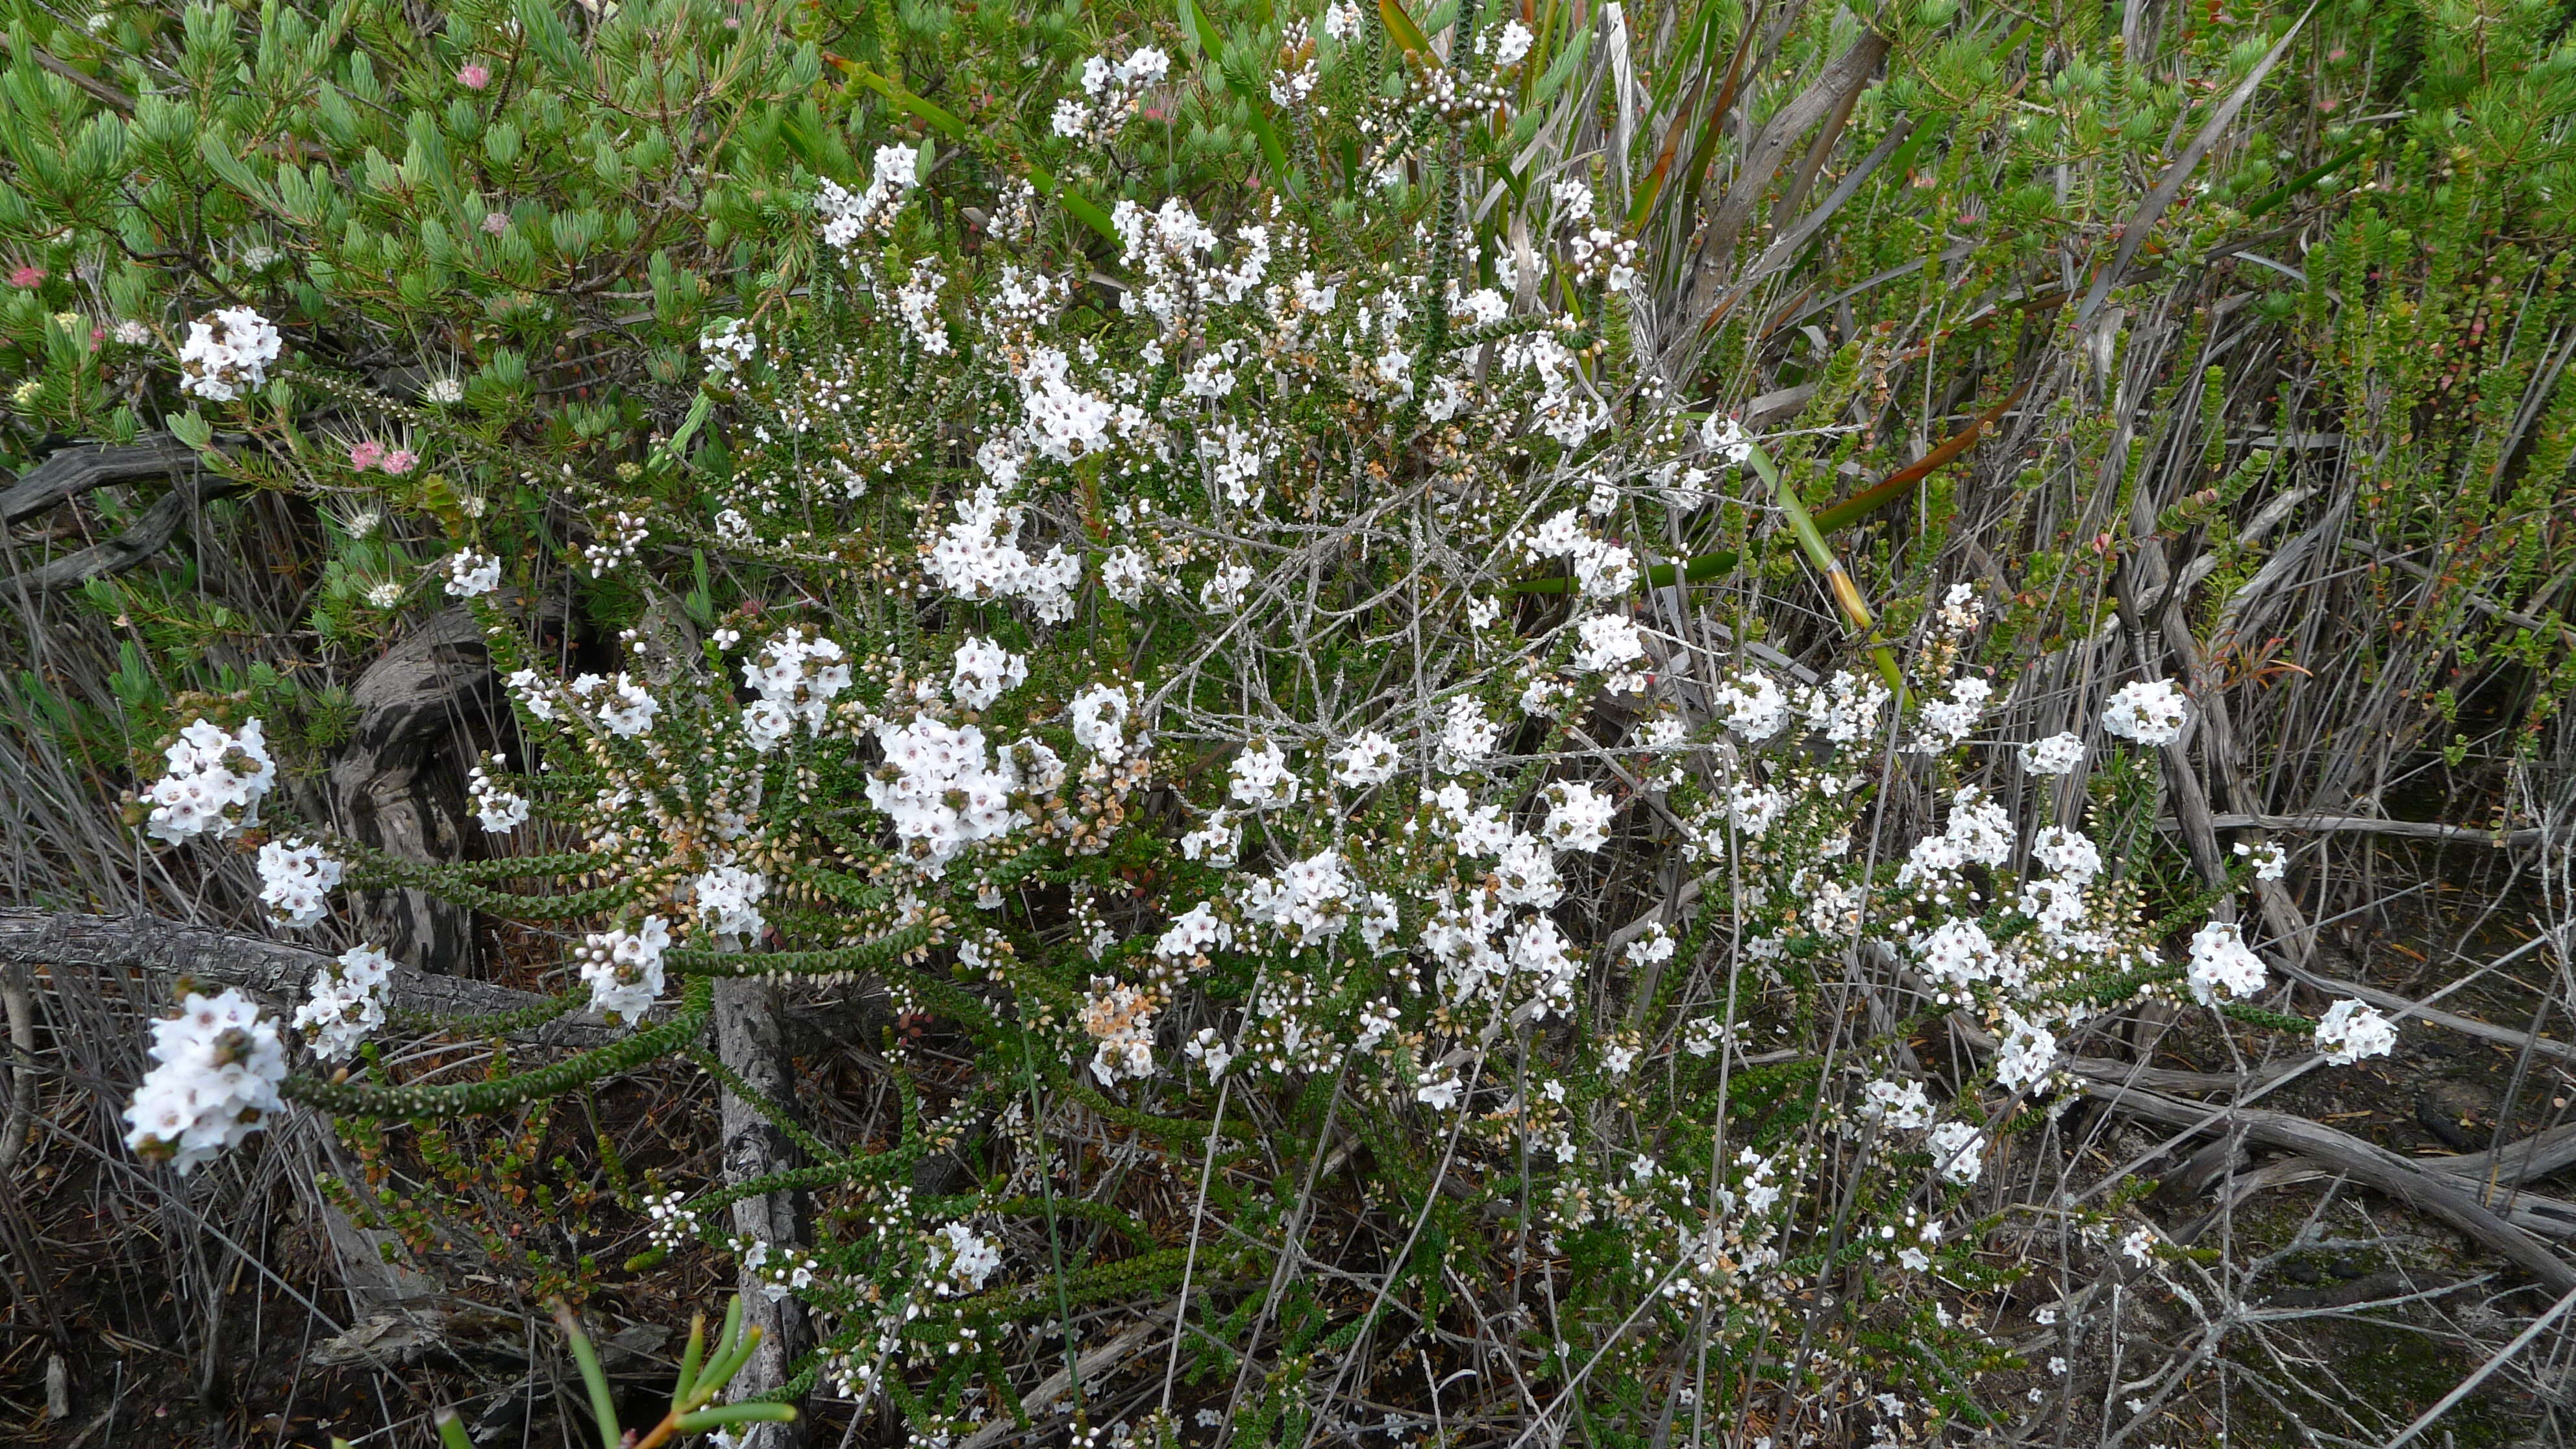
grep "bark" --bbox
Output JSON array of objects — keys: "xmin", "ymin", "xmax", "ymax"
[
  {"xmin": 329, "ymin": 608, "xmax": 493, "ymax": 974},
  {"xmin": 0, "ymin": 910, "xmax": 615, "ymax": 1046},
  {"xmin": 714, "ymin": 976, "xmax": 811, "ymax": 1447}
]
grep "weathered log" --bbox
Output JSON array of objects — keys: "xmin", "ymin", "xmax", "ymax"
[
  {"xmin": 1, "ymin": 472, "xmax": 250, "ymax": 595},
  {"xmin": 0, "ymin": 910, "xmax": 615, "ymax": 1047},
  {"xmin": 2081, "ymin": 1079, "xmax": 2576, "ymax": 1292},
  {"xmin": 713, "ymin": 976, "xmax": 811, "ymax": 1448},
  {"xmin": 0, "ymin": 436, "xmax": 223, "ymax": 525},
  {"xmin": 330, "ymin": 608, "xmax": 494, "ymax": 975}
]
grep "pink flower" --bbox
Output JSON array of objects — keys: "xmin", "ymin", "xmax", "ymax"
[
  {"xmin": 381, "ymin": 450, "xmax": 419, "ymax": 475},
  {"xmin": 349, "ymin": 441, "xmax": 385, "ymax": 470},
  {"xmin": 7, "ymin": 266, "xmax": 43, "ymax": 288},
  {"xmin": 482, "ymin": 212, "xmax": 510, "ymax": 236},
  {"xmin": 458, "ymin": 63, "xmax": 490, "ymax": 90}
]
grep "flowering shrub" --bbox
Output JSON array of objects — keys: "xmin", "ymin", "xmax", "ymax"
[
  {"xmin": 92, "ymin": 16, "xmax": 2415, "ymax": 1434},
  {"xmin": 12, "ymin": 0, "xmax": 2560, "ymax": 1439}
]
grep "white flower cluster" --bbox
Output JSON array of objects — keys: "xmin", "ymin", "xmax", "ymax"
[
  {"xmin": 1517, "ymin": 508, "xmax": 1637, "ymax": 599},
  {"xmin": 1798, "ymin": 670, "xmax": 1893, "ymax": 745},
  {"xmin": 123, "ymin": 988, "xmax": 288, "ymax": 1174},
  {"xmin": 138, "ymin": 717, "xmax": 276, "ymax": 843},
  {"xmin": 2314, "ymin": 997, "xmax": 2397, "ymax": 1065},
  {"xmin": 1911, "ymin": 674, "xmax": 1992, "ymax": 752},
  {"xmin": 293, "ymin": 945, "xmax": 395, "ymax": 1061},
  {"xmin": 865, "ymin": 717, "xmax": 1043, "ymax": 873},
  {"xmin": 1710, "ymin": 671, "xmax": 1792, "ymax": 741},
  {"xmin": 444, "ymin": 549, "xmax": 502, "ymax": 598},
  {"xmin": 894, "ymin": 258, "xmax": 950, "ymax": 354},
  {"xmin": 1113, "ymin": 197, "xmax": 1272, "ymax": 332},
  {"xmin": 2018, "ymin": 731, "xmax": 2086, "ymax": 776},
  {"xmin": 701, "ymin": 317, "xmax": 758, "ymax": 375},
  {"xmin": 741, "ymin": 631, "xmax": 852, "ymax": 751},
  {"xmin": 175, "ymin": 306, "xmax": 282, "ymax": 401},
  {"xmin": 578, "ymin": 917, "xmax": 671, "ymax": 1022},
  {"xmin": 2104, "ymin": 678, "xmax": 2189, "ymax": 747},
  {"xmin": 923, "ymin": 485, "xmax": 1084, "ymax": 623},
  {"xmin": 815, "ymin": 143, "xmax": 921, "ymax": 253},
  {"xmin": 1228, "ymin": 739, "xmax": 1301, "ymax": 810},
  {"xmin": 2234, "ymin": 839, "xmax": 2288, "ymax": 880},
  {"xmin": 469, "ymin": 755, "xmax": 532, "ymax": 832},
  {"xmin": 1082, "ymin": 979, "xmax": 1157, "ymax": 1084},
  {"xmin": 256, "ymin": 838, "xmax": 342, "ymax": 929},
  {"xmin": 1554, "ymin": 182, "xmax": 1639, "ymax": 292},
  {"xmin": 689, "ymin": 864, "xmax": 769, "ymax": 947},
  {"xmin": 1051, "ymin": 46, "xmax": 1170, "ymax": 146},
  {"xmin": 2185, "ymin": 920, "xmax": 2267, "ymax": 1006},
  {"xmin": 927, "ymin": 1221, "xmax": 1002, "ymax": 1296},
  {"xmin": 571, "ymin": 672, "xmax": 659, "ymax": 737},
  {"xmin": 1069, "ymin": 683, "xmax": 1140, "ymax": 761},
  {"xmin": 948, "ymin": 636, "xmax": 1027, "ymax": 711},
  {"xmin": 1332, "ymin": 730, "xmax": 1401, "ymax": 787},
  {"xmin": 1896, "ymin": 786, "xmax": 2014, "ymax": 891}
]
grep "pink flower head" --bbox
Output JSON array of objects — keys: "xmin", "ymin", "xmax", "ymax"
[
  {"xmin": 7, "ymin": 266, "xmax": 43, "ymax": 288},
  {"xmin": 349, "ymin": 441, "xmax": 385, "ymax": 471},
  {"xmin": 482, "ymin": 212, "xmax": 510, "ymax": 236},
  {"xmin": 458, "ymin": 62, "xmax": 490, "ymax": 90},
  {"xmin": 381, "ymin": 450, "xmax": 419, "ymax": 476}
]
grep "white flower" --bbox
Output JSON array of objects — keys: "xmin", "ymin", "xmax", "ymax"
[
  {"xmin": 2019, "ymin": 732, "xmax": 2086, "ymax": 776},
  {"xmin": 1800, "ymin": 671, "xmax": 1894, "ymax": 744},
  {"xmin": 1911, "ymin": 675, "xmax": 1991, "ymax": 752},
  {"xmin": 1415, "ymin": 1067, "xmax": 1463, "ymax": 1111},
  {"xmin": 293, "ymin": 945, "xmax": 395, "ymax": 1061},
  {"xmin": 138, "ymin": 717, "xmax": 276, "ymax": 843},
  {"xmin": 929, "ymin": 1221, "xmax": 1002, "ymax": 1294},
  {"xmin": 1434, "ymin": 697, "xmax": 1500, "ymax": 773},
  {"xmin": 1539, "ymin": 782, "xmax": 1616, "ymax": 853},
  {"xmin": 1491, "ymin": 19, "xmax": 1533, "ymax": 66},
  {"xmin": 690, "ymin": 865, "xmax": 769, "ymax": 947},
  {"xmin": 1859, "ymin": 1078, "xmax": 1933, "ymax": 1130},
  {"xmin": 1710, "ymin": 672, "xmax": 1790, "ymax": 741},
  {"xmin": 739, "ymin": 632, "xmax": 850, "ymax": 749},
  {"xmin": 423, "ymin": 376, "xmax": 465, "ymax": 404},
  {"xmin": 2234, "ymin": 840, "xmax": 2288, "ymax": 881},
  {"xmin": 815, "ymin": 143, "xmax": 921, "ymax": 252},
  {"xmin": 2120, "ymin": 1224, "xmax": 2157, "ymax": 1266},
  {"xmin": 1321, "ymin": 0, "xmax": 1361, "ymax": 38},
  {"xmin": 125, "ymin": 987, "xmax": 288, "ymax": 1172},
  {"xmin": 1082, "ymin": 979, "xmax": 1156, "ymax": 1084},
  {"xmin": 591, "ymin": 673, "xmax": 660, "ymax": 737},
  {"xmin": 468, "ymin": 757, "xmax": 530, "ymax": 833},
  {"xmin": 2103, "ymin": 679, "xmax": 2189, "ymax": 747},
  {"xmin": 1570, "ymin": 614, "xmax": 1647, "ymax": 674},
  {"xmin": 444, "ymin": 549, "xmax": 501, "ymax": 598},
  {"xmin": 1069, "ymin": 683, "xmax": 1136, "ymax": 760},
  {"xmin": 2185, "ymin": 920, "xmax": 2266, "ymax": 1006},
  {"xmin": 949, "ymin": 636, "xmax": 1028, "ymax": 710},
  {"xmin": 1914, "ymin": 919, "xmax": 1996, "ymax": 993},
  {"xmin": 1926, "ymin": 1121, "xmax": 1983, "ymax": 1185},
  {"xmin": 700, "ymin": 317, "xmax": 758, "ymax": 375},
  {"xmin": 1185, "ymin": 1026, "xmax": 1235, "ymax": 1078},
  {"xmin": 174, "ymin": 307, "xmax": 282, "ymax": 400},
  {"xmin": 2314, "ymin": 998, "xmax": 2396, "ymax": 1065},
  {"xmin": 256, "ymin": 838, "xmax": 342, "ymax": 928},
  {"xmin": 1994, "ymin": 1012, "xmax": 2058, "ymax": 1093},
  {"xmin": 1228, "ymin": 739, "xmax": 1301, "ymax": 810},
  {"xmin": 2029, "ymin": 826, "xmax": 2103, "ymax": 886},
  {"xmin": 579, "ymin": 917, "xmax": 671, "ymax": 1023},
  {"xmin": 1331, "ymin": 731, "xmax": 1400, "ymax": 787}
]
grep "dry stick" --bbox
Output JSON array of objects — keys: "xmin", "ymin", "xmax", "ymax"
[{"xmin": 1158, "ymin": 1073, "xmax": 1232, "ymax": 1418}]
